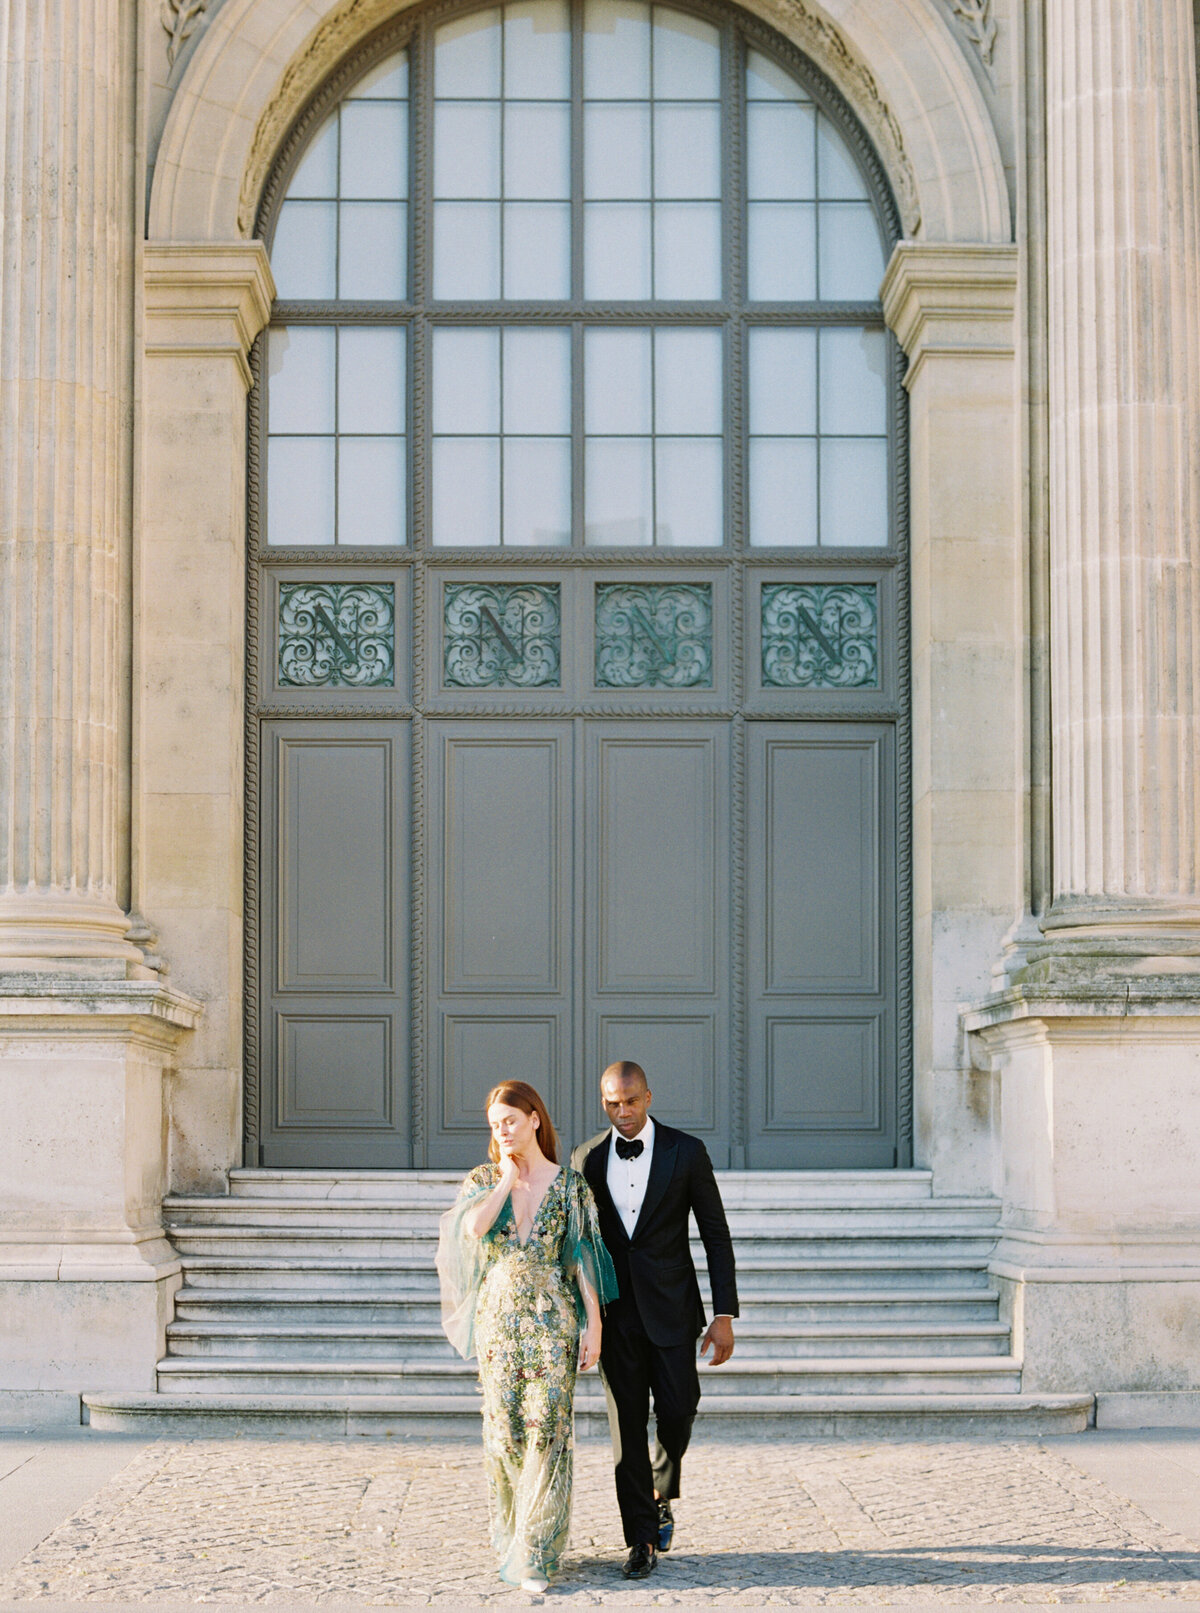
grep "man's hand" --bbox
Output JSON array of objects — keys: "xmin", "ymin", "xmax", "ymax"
[{"xmin": 699, "ymin": 1315, "xmax": 735, "ymax": 1366}]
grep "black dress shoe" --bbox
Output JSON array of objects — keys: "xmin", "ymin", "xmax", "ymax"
[
  {"xmin": 622, "ymin": 1542, "xmax": 658, "ymax": 1579},
  {"xmin": 656, "ymin": 1498, "xmax": 675, "ymax": 1551}
]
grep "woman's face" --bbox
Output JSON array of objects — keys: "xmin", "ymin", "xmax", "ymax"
[{"xmin": 488, "ymin": 1101, "xmax": 539, "ymax": 1156}]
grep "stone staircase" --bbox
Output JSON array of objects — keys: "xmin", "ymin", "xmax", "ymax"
[{"xmin": 83, "ymin": 1169, "xmax": 1093, "ymax": 1434}]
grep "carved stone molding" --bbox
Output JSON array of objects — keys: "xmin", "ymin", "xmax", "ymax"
[
  {"xmin": 948, "ymin": 0, "xmax": 996, "ymax": 75},
  {"xmin": 162, "ymin": 0, "xmax": 210, "ymax": 68},
  {"xmin": 237, "ymin": 0, "xmax": 919, "ymax": 235},
  {"xmin": 754, "ymin": 0, "xmax": 920, "ymax": 232}
]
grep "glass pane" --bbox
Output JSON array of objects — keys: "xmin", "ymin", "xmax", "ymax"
[
  {"xmin": 585, "ymin": 328, "xmax": 651, "ymax": 433},
  {"xmin": 817, "ymin": 115, "xmax": 869, "ymax": 200},
  {"xmin": 435, "ymin": 10, "xmax": 502, "ymax": 97},
  {"xmin": 286, "ymin": 116, "xmax": 338, "ymax": 199},
  {"xmin": 819, "ymin": 327, "xmax": 887, "ymax": 435},
  {"xmin": 504, "ymin": 327, "xmax": 571, "ymax": 433},
  {"xmin": 747, "ymin": 203, "xmax": 816, "ymax": 300},
  {"xmin": 584, "ymin": 105, "xmax": 651, "ymax": 199},
  {"xmin": 268, "ymin": 437, "xmax": 335, "ymax": 546},
  {"xmin": 749, "ymin": 437, "xmax": 817, "ymax": 546},
  {"xmin": 583, "ymin": 0, "xmax": 650, "ymax": 98},
  {"xmin": 820, "ymin": 438, "xmax": 888, "ymax": 546},
  {"xmin": 653, "ymin": 204, "xmax": 721, "ymax": 298},
  {"xmin": 340, "ymin": 102, "xmax": 407, "ymax": 198},
  {"xmin": 747, "ymin": 104, "xmax": 815, "ymax": 199},
  {"xmin": 748, "ymin": 327, "xmax": 816, "ymax": 435},
  {"xmin": 504, "ymin": 1, "xmax": 570, "ymax": 98},
  {"xmin": 267, "ymin": 326, "xmax": 335, "ymax": 435},
  {"xmin": 338, "ymin": 327, "xmax": 406, "ymax": 435},
  {"xmin": 338, "ymin": 437, "xmax": 407, "ymax": 545},
  {"xmin": 271, "ymin": 201, "xmax": 337, "ymax": 298},
  {"xmin": 584, "ymin": 202, "xmax": 651, "ymax": 298},
  {"xmin": 432, "ymin": 437, "xmax": 501, "ymax": 545},
  {"xmin": 338, "ymin": 203, "xmax": 406, "ymax": 298},
  {"xmin": 505, "ymin": 104, "xmax": 570, "ymax": 198},
  {"xmin": 434, "ymin": 104, "xmax": 501, "ymax": 197},
  {"xmin": 653, "ymin": 105, "xmax": 720, "ymax": 199},
  {"xmin": 655, "ymin": 328, "xmax": 721, "ymax": 434},
  {"xmin": 503, "ymin": 203, "xmax": 570, "ymax": 298},
  {"xmin": 585, "ymin": 437, "xmax": 653, "ymax": 544},
  {"xmin": 504, "ymin": 438, "xmax": 571, "ymax": 545},
  {"xmin": 433, "ymin": 202, "xmax": 501, "ymax": 297},
  {"xmin": 746, "ymin": 48, "xmax": 809, "ymax": 101},
  {"xmin": 655, "ymin": 438, "xmax": 722, "ymax": 546},
  {"xmin": 818, "ymin": 203, "xmax": 886, "ymax": 299},
  {"xmin": 351, "ymin": 53, "xmax": 408, "ymax": 99},
  {"xmin": 652, "ymin": 10, "xmax": 719, "ymax": 97},
  {"xmin": 433, "ymin": 327, "xmax": 500, "ymax": 434}
]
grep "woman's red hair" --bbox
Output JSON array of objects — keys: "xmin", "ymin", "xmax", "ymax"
[{"xmin": 485, "ymin": 1081, "xmax": 559, "ymax": 1165}]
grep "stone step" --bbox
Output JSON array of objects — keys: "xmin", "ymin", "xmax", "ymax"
[
  {"xmin": 164, "ymin": 1197, "xmax": 1001, "ymax": 1233},
  {"xmin": 176, "ymin": 1254, "xmax": 993, "ymax": 1292},
  {"xmin": 85, "ymin": 1390, "xmax": 1094, "ymax": 1439},
  {"xmin": 171, "ymin": 1286, "xmax": 1002, "ymax": 1326},
  {"xmin": 164, "ymin": 1224, "xmax": 1000, "ymax": 1263},
  {"xmin": 225, "ymin": 1168, "xmax": 942, "ymax": 1206},
  {"xmin": 164, "ymin": 1318, "xmax": 1012, "ymax": 1361},
  {"xmin": 154, "ymin": 1355, "xmax": 1024, "ymax": 1397}
]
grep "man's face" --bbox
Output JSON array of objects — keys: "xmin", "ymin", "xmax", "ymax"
[{"xmin": 600, "ymin": 1073, "xmax": 652, "ymax": 1138}]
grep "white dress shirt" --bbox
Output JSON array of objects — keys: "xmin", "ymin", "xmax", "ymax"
[{"xmin": 606, "ymin": 1117, "xmax": 655, "ymax": 1238}]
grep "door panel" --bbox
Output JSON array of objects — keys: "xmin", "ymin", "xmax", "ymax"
[
  {"xmin": 747, "ymin": 723, "xmax": 895, "ymax": 1167},
  {"xmin": 426, "ymin": 722, "xmax": 575, "ymax": 1165},
  {"xmin": 261, "ymin": 721, "xmax": 411, "ymax": 1166},
  {"xmin": 586, "ymin": 723, "xmax": 729, "ymax": 1158}
]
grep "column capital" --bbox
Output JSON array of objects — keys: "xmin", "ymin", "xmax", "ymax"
[
  {"xmin": 144, "ymin": 242, "xmax": 275, "ymax": 390},
  {"xmin": 881, "ymin": 242, "xmax": 1018, "ymax": 387}
]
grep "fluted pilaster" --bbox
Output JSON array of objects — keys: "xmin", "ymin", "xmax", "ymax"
[
  {"xmin": 1045, "ymin": 0, "xmax": 1200, "ymax": 937},
  {"xmin": 0, "ymin": 0, "xmax": 142, "ymax": 968}
]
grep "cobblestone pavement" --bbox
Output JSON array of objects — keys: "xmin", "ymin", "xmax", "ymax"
[{"xmin": 2, "ymin": 1435, "xmax": 1200, "ymax": 1605}]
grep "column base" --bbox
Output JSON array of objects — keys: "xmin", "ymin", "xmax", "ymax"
[
  {"xmin": 0, "ymin": 980, "xmax": 201, "ymax": 1416},
  {"xmin": 964, "ymin": 975, "xmax": 1200, "ymax": 1400},
  {"xmin": 0, "ymin": 893, "xmax": 154, "ymax": 975}
]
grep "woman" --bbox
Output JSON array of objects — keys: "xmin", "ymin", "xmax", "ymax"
[{"xmin": 437, "ymin": 1081, "xmax": 618, "ymax": 1592}]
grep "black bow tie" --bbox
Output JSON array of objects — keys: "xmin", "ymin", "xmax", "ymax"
[{"xmin": 615, "ymin": 1136, "xmax": 644, "ymax": 1160}]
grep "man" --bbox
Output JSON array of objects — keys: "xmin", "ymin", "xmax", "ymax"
[{"xmin": 571, "ymin": 1060, "xmax": 738, "ymax": 1581}]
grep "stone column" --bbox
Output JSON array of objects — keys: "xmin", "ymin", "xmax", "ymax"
[
  {"xmin": 1044, "ymin": 0, "xmax": 1200, "ymax": 941},
  {"xmin": 0, "ymin": 0, "xmax": 143, "ymax": 971},
  {"xmin": 963, "ymin": 0, "xmax": 1200, "ymax": 1424}
]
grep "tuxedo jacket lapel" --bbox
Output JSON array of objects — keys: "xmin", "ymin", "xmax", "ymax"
[
  {"xmin": 631, "ymin": 1128, "xmax": 677, "ymax": 1241},
  {"xmin": 584, "ymin": 1134, "xmax": 629, "ymax": 1244}
]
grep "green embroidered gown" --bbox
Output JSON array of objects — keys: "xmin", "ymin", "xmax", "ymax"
[{"xmin": 437, "ymin": 1163, "xmax": 618, "ymax": 1586}]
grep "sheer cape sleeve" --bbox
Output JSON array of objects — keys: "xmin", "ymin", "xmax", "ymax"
[
  {"xmin": 563, "ymin": 1168, "xmax": 619, "ymax": 1325},
  {"xmin": 436, "ymin": 1163, "xmax": 500, "ymax": 1360}
]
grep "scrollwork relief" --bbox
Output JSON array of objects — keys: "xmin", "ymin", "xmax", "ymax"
[
  {"xmin": 278, "ymin": 582, "xmax": 396, "ymax": 687},
  {"xmin": 761, "ymin": 583, "xmax": 879, "ymax": 690},
  {"xmin": 594, "ymin": 584, "xmax": 714, "ymax": 690}
]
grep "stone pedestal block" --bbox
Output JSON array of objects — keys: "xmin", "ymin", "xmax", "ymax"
[
  {"xmin": 965, "ymin": 982, "xmax": 1200, "ymax": 1398},
  {"xmin": 0, "ymin": 983, "xmax": 200, "ymax": 1424}
]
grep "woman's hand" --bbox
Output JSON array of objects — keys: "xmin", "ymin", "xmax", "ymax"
[
  {"xmin": 497, "ymin": 1151, "xmax": 519, "ymax": 1194},
  {"xmin": 578, "ymin": 1316, "xmax": 602, "ymax": 1372}
]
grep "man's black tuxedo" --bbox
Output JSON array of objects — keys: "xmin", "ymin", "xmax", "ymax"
[{"xmin": 571, "ymin": 1122, "xmax": 739, "ymax": 1546}]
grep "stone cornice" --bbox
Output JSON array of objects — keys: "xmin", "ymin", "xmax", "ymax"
[
  {"xmin": 0, "ymin": 979, "xmax": 203, "ymax": 1049},
  {"xmin": 144, "ymin": 241, "xmax": 275, "ymax": 390},
  {"xmin": 880, "ymin": 241, "xmax": 1018, "ymax": 389}
]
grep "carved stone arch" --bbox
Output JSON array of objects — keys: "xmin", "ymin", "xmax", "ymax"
[{"xmin": 148, "ymin": 0, "xmax": 1010, "ymax": 244}]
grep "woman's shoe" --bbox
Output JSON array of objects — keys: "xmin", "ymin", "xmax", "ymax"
[
  {"xmin": 657, "ymin": 1498, "xmax": 675, "ymax": 1551},
  {"xmin": 520, "ymin": 1575, "xmax": 549, "ymax": 1593}
]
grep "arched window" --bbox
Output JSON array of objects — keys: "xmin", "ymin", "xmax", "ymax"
[
  {"xmin": 249, "ymin": 0, "xmax": 907, "ymax": 1172},
  {"xmin": 261, "ymin": 0, "xmax": 894, "ymax": 551}
]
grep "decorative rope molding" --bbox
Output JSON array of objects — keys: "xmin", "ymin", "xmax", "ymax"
[
  {"xmin": 948, "ymin": 0, "xmax": 997, "ymax": 73},
  {"xmin": 761, "ymin": 0, "xmax": 920, "ymax": 232},
  {"xmin": 240, "ymin": 0, "xmax": 917, "ymax": 235},
  {"xmin": 162, "ymin": 0, "xmax": 209, "ymax": 68}
]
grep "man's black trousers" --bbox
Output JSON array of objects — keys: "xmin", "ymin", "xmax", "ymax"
[{"xmin": 597, "ymin": 1303, "xmax": 701, "ymax": 1547}]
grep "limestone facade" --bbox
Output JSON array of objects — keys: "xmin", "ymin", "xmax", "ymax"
[{"xmin": 0, "ymin": 0, "xmax": 1198, "ymax": 1424}]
